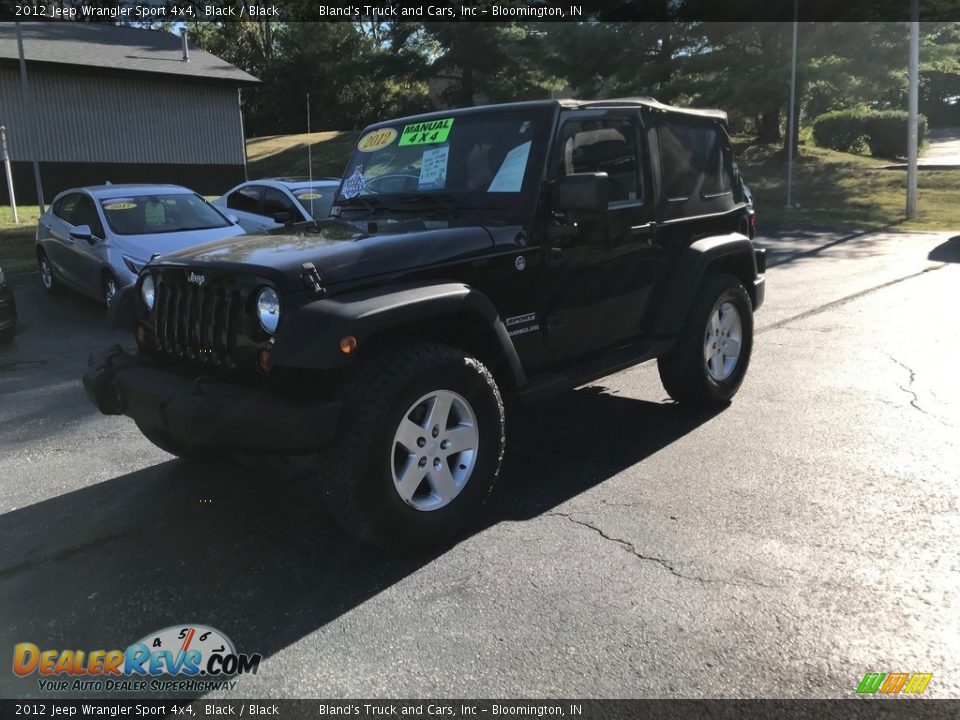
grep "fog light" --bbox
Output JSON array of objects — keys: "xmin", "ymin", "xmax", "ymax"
[
  {"xmin": 257, "ymin": 349, "xmax": 272, "ymax": 373},
  {"xmin": 339, "ymin": 336, "xmax": 358, "ymax": 354},
  {"xmin": 135, "ymin": 325, "xmax": 145, "ymax": 344}
]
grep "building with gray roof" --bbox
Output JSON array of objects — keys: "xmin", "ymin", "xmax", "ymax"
[{"xmin": 0, "ymin": 22, "xmax": 259, "ymax": 204}]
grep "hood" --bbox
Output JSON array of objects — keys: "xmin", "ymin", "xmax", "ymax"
[
  {"xmin": 117, "ymin": 224, "xmax": 246, "ymax": 259},
  {"xmin": 156, "ymin": 218, "xmax": 495, "ymax": 292}
]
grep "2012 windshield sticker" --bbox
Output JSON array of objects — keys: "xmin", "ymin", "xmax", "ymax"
[{"xmin": 399, "ymin": 118, "xmax": 454, "ymax": 146}]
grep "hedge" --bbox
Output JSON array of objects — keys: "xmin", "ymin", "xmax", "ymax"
[{"xmin": 811, "ymin": 109, "xmax": 928, "ymax": 159}]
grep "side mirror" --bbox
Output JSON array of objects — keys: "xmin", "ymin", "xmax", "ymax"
[
  {"xmin": 69, "ymin": 224, "xmax": 93, "ymax": 242},
  {"xmin": 226, "ymin": 213, "xmax": 240, "ymax": 225},
  {"xmin": 555, "ymin": 173, "xmax": 609, "ymax": 214},
  {"xmin": 273, "ymin": 211, "xmax": 293, "ymax": 225}
]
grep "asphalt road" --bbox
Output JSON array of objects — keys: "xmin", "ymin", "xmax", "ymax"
[{"xmin": 1, "ymin": 227, "xmax": 958, "ymax": 700}]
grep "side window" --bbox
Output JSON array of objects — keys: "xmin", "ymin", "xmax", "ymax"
[
  {"xmin": 263, "ymin": 187, "xmax": 301, "ymax": 219},
  {"xmin": 702, "ymin": 130, "xmax": 733, "ymax": 197},
  {"xmin": 71, "ymin": 195, "xmax": 105, "ymax": 238},
  {"xmin": 659, "ymin": 121, "xmax": 705, "ymax": 201},
  {"xmin": 54, "ymin": 194, "xmax": 80, "ymax": 222},
  {"xmin": 659, "ymin": 120, "xmax": 732, "ymax": 201},
  {"xmin": 559, "ymin": 119, "xmax": 641, "ymax": 204},
  {"xmin": 227, "ymin": 185, "xmax": 262, "ymax": 215}
]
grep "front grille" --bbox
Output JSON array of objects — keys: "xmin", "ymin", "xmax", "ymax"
[{"xmin": 154, "ymin": 279, "xmax": 243, "ymax": 368}]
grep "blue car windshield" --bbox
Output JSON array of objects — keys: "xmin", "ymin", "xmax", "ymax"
[
  {"xmin": 99, "ymin": 194, "xmax": 230, "ymax": 235},
  {"xmin": 337, "ymin": 108, "xmax": 553, "ymax": 203}
]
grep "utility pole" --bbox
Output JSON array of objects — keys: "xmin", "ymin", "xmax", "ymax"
[
  {"xmin": 306, "ymin": 93, "xmax": 313, "ymax": 185},
  {"xmin": 785, "ymin": 0, "xmax": 799, "ymax": 208},
  {"xmin": 906, "ymin": 0, "xmax": 920, "ymax": 219},
  {"xmin": 15, "ymin": 22, "xmax": 44, "ymax": 214},
  {"xmin": 1, "ymin": 126, "xmax": 18, "ymax": 224}
]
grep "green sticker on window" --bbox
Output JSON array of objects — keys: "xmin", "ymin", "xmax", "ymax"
[{"xmin": 398, "ymin": 118, "xmax": 454, "ymax": 146}]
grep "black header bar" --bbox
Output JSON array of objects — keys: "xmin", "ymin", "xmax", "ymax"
[{"xmin": 2, "ymin": 0, "xmax": 960, "ymax": 22}]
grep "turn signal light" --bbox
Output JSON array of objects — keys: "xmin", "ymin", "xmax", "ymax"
[{"xmin": 339, "ymin": 336, "xmax": 358, "ymax": 354}]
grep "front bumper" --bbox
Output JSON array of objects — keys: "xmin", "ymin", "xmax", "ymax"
[{"xmin": 82, "ymin": 346, "xmax": 341, "ymax": 455}]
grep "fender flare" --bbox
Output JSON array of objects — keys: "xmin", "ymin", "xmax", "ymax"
[
  {"xmin": 649, "ymin": 232, "xmax": 760, "ymax": 336},
  {"xmin": 270, "ymin": 281, "xmax": 526, "ymax": 387}
]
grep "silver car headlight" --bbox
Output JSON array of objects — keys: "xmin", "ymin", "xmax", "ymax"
[
  {"xmin": 123, "ymin": 255, "xmax": 145, "ymax": 275},
  {"xmin": 256, "ymin": 287, "xmax": 281, "ymax": 334},
  {"xmin": 141, "ymin": 274, "xmax": 155, "ymax": 311}
]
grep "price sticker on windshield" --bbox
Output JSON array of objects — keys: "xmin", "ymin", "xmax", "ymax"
[{"xmin": 399, "ymin": 118, "xmax": 454, "ymax": 146}]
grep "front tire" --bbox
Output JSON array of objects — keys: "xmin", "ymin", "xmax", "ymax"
[
  {"xmin": 324, "ymin": 343, "xmax": 505, "ymax": 553},
  {"xmin": 102, "ymin": 271, "xmax": 119, "ymax": 307},
  {"xmin": 38, "ymin": 250, "xmax": 60, "ymax": 296},
  {"xmin": 658, "ymin": 272, "xmax": 754, "ymax": 408}
]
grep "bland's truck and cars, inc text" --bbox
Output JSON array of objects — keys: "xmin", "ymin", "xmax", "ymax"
[{"xmin": 83, "ymin": 98, "xmax": 765, "ymax": 553}]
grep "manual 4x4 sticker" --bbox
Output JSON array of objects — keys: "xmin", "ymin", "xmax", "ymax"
[{"xmin": 399, "ymin": 118, "xmax": 454, "ymax": 146}]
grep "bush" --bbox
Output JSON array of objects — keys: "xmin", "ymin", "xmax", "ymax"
[
  {"xmin": 812, "ymin": 109, "xmax": 929, "ymax": 159},
  {"xmin": 864, "ymin": 111, "xmax": 928, "ymax": 159},
  {"xmin": 812, "ymin": 110, "xmax": 869, "ymax": 153}
]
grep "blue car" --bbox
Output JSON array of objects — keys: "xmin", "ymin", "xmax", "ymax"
[{"xmin": 36, "ymin": 184, "xmax": 246, "ymax": 306}]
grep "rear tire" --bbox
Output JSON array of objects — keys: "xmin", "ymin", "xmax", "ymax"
[
  {"xmin": 0, "ymin": 327, "xmax": 13, "ymax": 344},
  {"xmin": 38, "ymin": 250, "xmax": 61, "ymax": 296},
  {"xmin": 323, "ymin": 342, "xmax": 505, "ymax": 553},
  {"xmin": 658, "ymin": 272, "xmax": 754, "ymax": 408}
]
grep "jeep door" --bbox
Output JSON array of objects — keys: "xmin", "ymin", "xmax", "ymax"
[{"xmin": 539, "ymin": 111, "xmax": 663, "ymax": 360}]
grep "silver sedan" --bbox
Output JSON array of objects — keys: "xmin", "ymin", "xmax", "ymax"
[{"xmin": 36, "ymin": 184, "xmax": 246, "ymax": 306}]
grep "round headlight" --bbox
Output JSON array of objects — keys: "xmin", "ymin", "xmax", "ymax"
[
  {"xmin": 141, "ymin": 274, "xmax": 155, "ymax": 311},
  {"xmin": 256, "ymin": 287, "xmax": 281, "ymax": 334}
]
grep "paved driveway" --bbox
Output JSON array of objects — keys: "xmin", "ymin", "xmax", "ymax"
[{"xmin": 1, "ymin": 228, "xmax": 958, "ymax": 699}]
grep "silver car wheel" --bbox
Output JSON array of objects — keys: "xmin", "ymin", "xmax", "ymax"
[
  {"xmin": 390, "ymin": 389, "xmax": 479, "ymax": 512},
  {"xmin": 103, "ymin": 276, "xmax": 118, "ymax": 306},
  {"xmin": 39, "ymin": 256, "xmax": 54, "ymax": 289},
  {"xmin": 703, "ymin": 300, "xmax": 743, "ymax": 382}
]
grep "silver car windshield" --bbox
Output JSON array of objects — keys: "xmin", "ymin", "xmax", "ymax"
[
  {"xmin": 291, "ymin": 187, "xmax": 336, "ymax": 220},
  {"xmin": 99, "ymin": 194, "xmax": 231, "ymax": 235}
]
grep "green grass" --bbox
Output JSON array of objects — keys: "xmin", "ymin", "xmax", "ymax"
[
  {"xmin": 0, "ymin": 205, "xmax": 40, "ymax": 276},
  {"xmin": 734, "ymin": 139, "xmax": 960, "ymax": 232},
  {"xmin": 246, "ymin": 130, "xmax": 360, "ymax": 180}
]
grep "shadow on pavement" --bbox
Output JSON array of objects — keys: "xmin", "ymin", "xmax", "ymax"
[
  {"xmin": 928, "ymin": 236, "xmax": 960, "ymax": 263},
  {"xmin": 0, "ymin": 385, "xmax": 720, "ymax": 697}
]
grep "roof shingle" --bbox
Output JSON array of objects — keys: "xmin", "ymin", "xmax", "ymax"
[{"xmin": 0, "ymin": 22, "xmax": 259, "ymax": 86}]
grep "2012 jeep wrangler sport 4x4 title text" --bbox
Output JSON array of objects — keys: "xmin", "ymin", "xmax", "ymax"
[{"xmin": 84, "ymin": 98, "xmax": 765, "ymax": 552}]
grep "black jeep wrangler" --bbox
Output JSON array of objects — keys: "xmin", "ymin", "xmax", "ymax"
[{"xmin": 84, "ymin": 99, "xmax": 765, "ymax": 551}]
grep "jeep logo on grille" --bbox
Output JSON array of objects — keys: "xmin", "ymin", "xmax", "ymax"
[{"xmin": 187, "ymin": 272, "xmax": 206, "ymax": 286}]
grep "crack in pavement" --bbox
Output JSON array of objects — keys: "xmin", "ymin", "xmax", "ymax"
[
  {"xmin": 547, "ymin": 511, "xmax": 778, "ymax": 590},
  {"xmin": 758, "ymin": 263, "xmax": 946, "ymax": 334},
  {"xmin": 883, "ymin": 352, "xmax": 953, "ymax": 427}
]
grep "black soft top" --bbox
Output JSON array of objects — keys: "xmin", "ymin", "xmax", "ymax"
[{"xmin": 365, "ymin": 98, "xmax": 728, "ymax": 132}]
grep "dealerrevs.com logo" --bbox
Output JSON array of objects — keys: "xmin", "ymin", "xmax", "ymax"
[{"xmin": 13, "ymin": 625, "xmax": 262, "ymax": 693}]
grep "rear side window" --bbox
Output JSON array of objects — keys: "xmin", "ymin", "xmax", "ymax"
[
  {"xmin": 558, "ymin": 119, "xmax": 641, "ymax": 203},
  {"xmin": 263, "ymin": 187, "xmax": 301, "ymax": 219},
  {"xmin": 53, "ymin": 194, "xmax": 80, "ymax": 222},
  {"xmin": 659, "ymin": 120, "xmax": 733, "ymax": 200},
  {"xmin": 227, "ymin": 185, "xmax": 262, "ymax": 214}
]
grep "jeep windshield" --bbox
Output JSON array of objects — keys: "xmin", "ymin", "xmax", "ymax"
[{"xmin": 335, "ymin": 107, "xmax": 554, "ymax": 221}]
